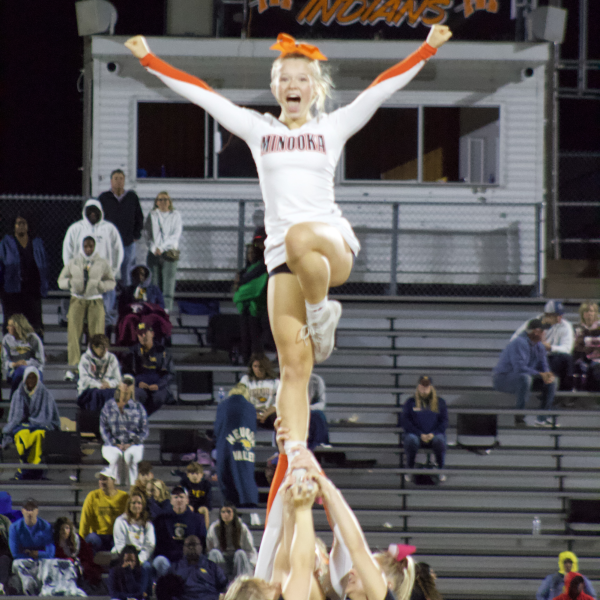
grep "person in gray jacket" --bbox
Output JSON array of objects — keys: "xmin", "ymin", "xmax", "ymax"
[{"xmin": 58, "ymin": 235, "xmax": 116, "ymax": 381}]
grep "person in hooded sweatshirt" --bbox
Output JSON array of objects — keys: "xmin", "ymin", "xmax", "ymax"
[
  {"xmin": 537, "ymin": 551, "xmax": 596, "ymax": 600},
  {"xmin": 552, "ymin": 571, "xmax": 596, "ymax": 600},
  {"xmin": 62, "ymin": 199, "xmax": 124, "ymax": 329},
  {"xmin": 1, "ymin": 366, "xmax": 60, "ymax": 478},
  {"xmin": 58, "ymin": 235, "xmax": 116, "ymax": 381},
  {"xmin": 77, "ymin": 333, "xmax": 122, "ymax": 411},
  {"xmin": 117, "ymin": 264, "xmax": 171, "ymax": 345}
]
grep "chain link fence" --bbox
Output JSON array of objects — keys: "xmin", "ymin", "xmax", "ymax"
[
  {"xmin": 557, "ymin": 152, "xmax": 600, "ymax": 260},
  {"xmin": 0, "ymin": 195, "xmax": 542, "ymax": 297}
]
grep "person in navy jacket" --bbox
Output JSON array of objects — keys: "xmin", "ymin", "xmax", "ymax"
[
  {"xmin": 401, "ymin": 376, "xmax": 448, "ymax": 483},
  {"xmin": 214, "ymin": 385, "xmax": 259, "ymax": 508},
  {"xmin": 0, "ymin": 215, "xmax": 48, "ymax": 335}
]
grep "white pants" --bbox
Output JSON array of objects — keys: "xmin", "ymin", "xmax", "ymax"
[{"xmin": 101, "ymin": 444, "xmax": 144, "ymax": 486}]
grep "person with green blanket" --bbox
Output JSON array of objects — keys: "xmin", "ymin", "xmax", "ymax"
[{"xmin": 233, "ymin": 242, "xmax": 268, "ymax": 365}]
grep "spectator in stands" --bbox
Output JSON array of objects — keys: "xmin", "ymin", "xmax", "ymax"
[
  {"xmin": 58, "ymin": 234, "xmax": 116, "ymax": 382},
  {"xmin": 410, "ymin": 562, "xmax": 442, "ymax": 600},
  {"xmin": 1, "ymin": 313, "xmax": 44, "ymax": 398},
  {"xmin": 238, "ymin": 353, "xmax": 279, "ymax": 429},
  {"xmin": 214, "ymin": 384, "xmax": 259, "ymax": 507},
  {"xmin": 178, "ymin": 462, "xmax": 212, "ymax": 529},
  {"xmin": 133, "ymin": 460, "xmax": 154, "ymax": 491},
  {"xmin": 0, "ymin": 512, "xmax": 10, "ymax": 595},
  {"xmin": 169, "ymin": 534, "xmax": 228, "ymax": 600},
  {"xmin": 117, "ymin": 264, "xmax": 172, "ymax": 345},
  {"xmin": 2, "ymin": 366, "xmax": 60, "ymax": 479},
  {"xmin": 537, "ymin": 551, "xmax": 596, "ymax": 600},
  {"xmin": 233, "ymin": 240, "xmax": 268, "ymax": 365},
  {"xmin": 145, "ymin": 191, "xmax": 182, "ymax": 314},
  {"xmin": 206, "ymin": 502, "xmax": 256, "ymax": 580},
  {"xmin": 122, "ymin": 322, "xmax": 175, "ymax": 415},
  {"xmin": 512, "ymin": 300, "xmax": 575, "ymax": 390},
  {"xmin": 0, "ymin": 215, "xmax": 47, "ymax": 336},
  {"xmin": 552, "ymin": 571, "xmax": 596, "ymax": 600},
  {"xmin": 77, "ymin": 333, "xmax": 121, "ymax": 411},
  {"xmin": 79, "ymin": 469, "xmax": 129, "ymax": 553},
  {"xmin": 308, "ymin": 372, "xmax": 329, "ymax": 450},
  {"xmin": 53, "ymin": 516, "xmax": 103, "ymax": 593},
  {"xmin": 573, "ymin": 302, "xmax": 600, "ymax": 391},
  {"xmin": 8, "ymin": 498, "xmax": 54, "ymax": 595},
  {"xmin": 402, "ymin": 375, "xmax": 448, "ymax": 483},
  {"xmin": 146, "ymin": 479, "xmax": 171, "ymax": 520},
  {"xmin": 493, "ymin": 318, "xmax": 556, "ymax": 427},
  {"xmin": 99, "ymin": 169, "xmax": 144, "ymax": 286},
  {"xmin": 155, "ymin": 572, "xmax": 185, "ymax": 600},
  {"xmin": 100, "ymin": 378, "xmax": 149, "ymax": 486},
  {"xmin": 108, "ymin": 544, "xmax": 149, "ymax": 600},
  {"xmin": 62, "ymin": 199, "xmax": 124, "ymax": 330},
  {"xmin": 111, "ymin": 491, "xmax": 154, "ymax": 589},
  {"xmin": 153, "ymin": 486, "xmax": 207, "ymax": 578}
]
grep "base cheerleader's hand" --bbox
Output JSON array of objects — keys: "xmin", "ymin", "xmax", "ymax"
[
  {"xmin": 426, "ymin": 25, "xmax": 453, "ymax": 49},
  {"xmin": 125, "ymin": 35, "xmax": 151, "ymax": 59}
]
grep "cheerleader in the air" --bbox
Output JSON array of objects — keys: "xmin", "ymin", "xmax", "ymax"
[{"xmin": 125, "ymin": 25, "xmax": 452, "ymax": 453}]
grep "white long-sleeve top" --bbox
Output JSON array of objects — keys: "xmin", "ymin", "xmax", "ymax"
[
  {"xmin": 145, "ymin": 209, "xmax": 183, "ymax": 254},
  {"xmin": 62, "ymin": 199, "xmax": 124, "ymax": 278},
  {"xmin": 511, "ymin": 314, "xmax": 575, "ymax": 355},
  {"xmin": 77, "ymin": 348, "xmax": 122, "ymax": 395},
  {"xmin": 111, "ymin": 514, "xmax": 155, "ymax": 563},
  {"xmin": 140, "ymin": 43, "xmax": 437, "ymax": 271},
  {"xmin": 206, "ymin": 520, "xmax": 257, "ymax": 566}
]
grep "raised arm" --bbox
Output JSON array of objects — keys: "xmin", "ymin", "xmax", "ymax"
[
  {"xmin": 125, "ymin": 35, "xmax": 260, "ymax": 143},
  {"xmin": 332, "ymin": 25, "xmax": 451, "ymax": 141}
]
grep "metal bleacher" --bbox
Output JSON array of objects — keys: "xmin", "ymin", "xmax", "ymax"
[{"xmin": 2, "ymin": 297, "xmax": 600, "ymax": 600}]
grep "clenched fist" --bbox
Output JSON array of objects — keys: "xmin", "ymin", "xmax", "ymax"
[
  {"xmin": 426, "ymin": 25, "xmax": 453, "ymax": 49},
  {"xmin": 125, "ymin": 35, "xmax": 151, "ymax": 59}
]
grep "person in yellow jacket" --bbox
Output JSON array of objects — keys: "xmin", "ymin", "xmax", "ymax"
[
  {"xmin": 79, "ymin": 469, "xmax": 128, "ymax": 553},
  {"xmin": 536, "ymin": 551, "xmax": 597, "ymax": 600}
]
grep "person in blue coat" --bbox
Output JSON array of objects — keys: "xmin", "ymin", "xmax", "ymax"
[
  {"xmin": 401, "ymin": 375, "xmax": 448, "ymax": 483},
  {"xmin": 108, "ymin": 545, "xmax": 150, "ymax": 600},
  {"xmin": 214, "ymin": 385, "xmax": 259, "ymax": 508},
  {"xmin": 0, "ymin": 215, "xmax": 48, "ymax": 335}
]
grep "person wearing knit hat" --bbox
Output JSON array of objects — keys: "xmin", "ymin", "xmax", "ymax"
[
  {"xmin": 511, "ymin": 299, "xmax": 575, "ymax": 391},
  {"xmin": 536, "ymin": 551, "xmax": 596, "ymax": 600}
]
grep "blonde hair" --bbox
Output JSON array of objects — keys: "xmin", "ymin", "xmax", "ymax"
[
  {"xmin": 153, "ymin": 191, "xmax": 173, "ymax": 211},
  {"xmin": 579, "ymin": 301, "xmax": 599, "ymax": 322},
  {"xmin": 271, "ymin": 54, "xmax": 333, "ymax": 115},
  {"xmin": 150, "ymin": 479, "xmax": 170, "ymax": 503},
  {"xmin": 374, "ymin": 553, "xmax": 416, "ymax": 600},
  {"xmin": 8, "ymin": 313, "xmax": 34, "ymax": 340},
  {"xmin": 415, "ymin": 386, "xmax": 439, "ymax": 413},
  {"xmin": 223, "ymin": 576, "xmax": 275, "ymax": 600},
  {"xmin": 229, "ymin": 383, "xmax": 250, "ymax": 401}
]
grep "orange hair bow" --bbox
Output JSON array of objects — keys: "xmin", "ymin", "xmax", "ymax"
[{"xmin": 270, "ymin": 33, "xmax": 328, "ymax": 62}]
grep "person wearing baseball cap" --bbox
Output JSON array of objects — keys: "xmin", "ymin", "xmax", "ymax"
[
  {"xmin": 401, "ymin": 376, "xmax": 448, "ymax": 483},
  {"xmin": 494, "ymin": 318, "xmax": 556, "ymax": 427},
  {"xmin": 510, "ymin": 300, "xmax": 575, "ymax": 390}
]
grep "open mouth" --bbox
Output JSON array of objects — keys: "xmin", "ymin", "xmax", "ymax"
[{"xmin": 286, "ymin": 94, "xmax": 301, "ymax": 109}]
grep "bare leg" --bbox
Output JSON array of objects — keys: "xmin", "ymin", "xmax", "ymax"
[
  {"xmin": 285, "ymin": 222, "xmax": 353, "ymax": 304},
  {"xmin": 268, "ymin": 273, "xmax": 312, "ymax": 442}
]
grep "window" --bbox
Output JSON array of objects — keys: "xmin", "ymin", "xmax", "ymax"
[
  {"xmin": 345, "ymin": 108, "xmax": 419, "ymax": 181},
  {"xmin": 137, "ymin": 103, "xmax": 208, "ymax": 178},
  {"xmin": 344, "ymin": 105, "xmax": 500, "ymax": 184}
]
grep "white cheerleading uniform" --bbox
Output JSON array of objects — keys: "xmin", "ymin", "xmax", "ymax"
[{"xmin": 140, "ymin": 42, "xmax": 437, "ymax": 272}]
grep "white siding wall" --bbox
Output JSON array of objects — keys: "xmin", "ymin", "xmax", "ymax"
[{"xmin": 91, "ymin": 45, "xmax": 547, "ymax": 286}]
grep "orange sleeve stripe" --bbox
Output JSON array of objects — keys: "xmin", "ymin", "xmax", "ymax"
[
  {"xmin": 367, "ymin": 42, "xmax": 437, "ymax": 89},
  {"xmin": 265, "ymin": 453, "xmax": 288, "ymax": 525},
  {"xmin": 141, "ymin": 53, "xmax": 215, "ymax": 93}
]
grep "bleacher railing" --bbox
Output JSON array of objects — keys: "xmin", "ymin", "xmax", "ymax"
[{"xmin": 0, "ymin": 195, "xmax": 543, "ymax": 298}]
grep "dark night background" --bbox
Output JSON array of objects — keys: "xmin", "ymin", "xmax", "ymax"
[{"xmin": 0, "ymin": 0, "xmax": 597, "ymax": 197}]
